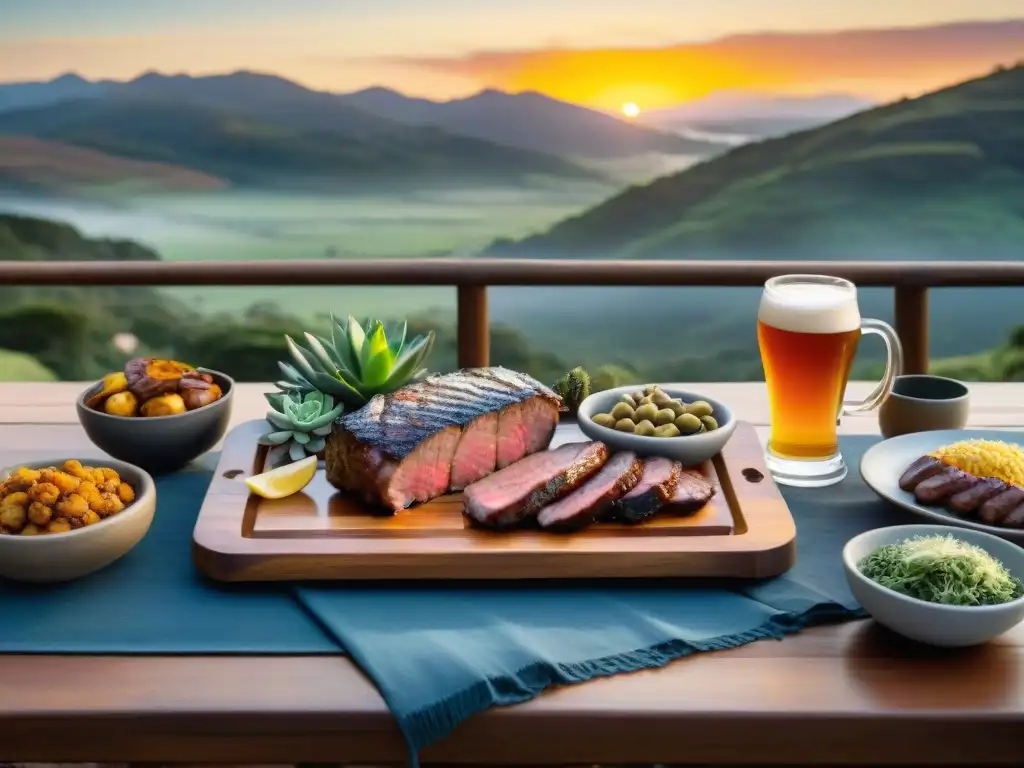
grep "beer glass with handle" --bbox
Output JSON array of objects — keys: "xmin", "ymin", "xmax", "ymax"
[{"xmin": 757, "ymin": 274, "xmax": 903, "ymax": 487}]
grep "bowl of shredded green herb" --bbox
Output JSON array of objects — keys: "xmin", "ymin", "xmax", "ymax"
[{"xmin": 843, "ymin": 524, "xmax": 1024, "ymax": 647}]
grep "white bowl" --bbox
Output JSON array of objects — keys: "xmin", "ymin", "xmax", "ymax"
[
  {"xmin": 577, "ymin": 385, "xmax": 737, "ymax": 466},
  {"xmin": 0, "ymin": 458, "xmax": 156, "ymax": 583},
  {"xmin": 843, "ymin": 524, "xmax": 1024, "ymax": 647}
]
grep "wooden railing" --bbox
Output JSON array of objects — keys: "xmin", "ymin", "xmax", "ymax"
[{"xmin": 4, "ymin": 258, "xmax": 1024, "ymax": 375}]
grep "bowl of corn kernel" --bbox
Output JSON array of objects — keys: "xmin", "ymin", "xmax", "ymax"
[{"xmin": 0, "ymin": 458, "xmax": 156, "ymax": 582}]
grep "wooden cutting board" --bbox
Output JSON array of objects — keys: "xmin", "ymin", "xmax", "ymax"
[{"xmin": 192, "ymin": 419, "xmax": 796, "ymax": 581}]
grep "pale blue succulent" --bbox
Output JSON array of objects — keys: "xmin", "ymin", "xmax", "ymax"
[{"xmin": 259, "ymin": 389, "xmax": 343, "ymax": 466}]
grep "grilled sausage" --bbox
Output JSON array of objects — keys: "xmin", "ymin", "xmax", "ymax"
[
  {"xmin": 899, "ymin": 456, "xmax": 947, "ymax": 492},
  {"xmin": 999, "ymin": 503, "xmax": 1024, "ymax": 529},
  {"xmin": 948, "ymin": 477, "xmax": 1008, "ymax": 514},
  {"xmin": 979, "ymin": 487, "xmax": 1024, "ymax": 526},
  {"xmin": 913, "ymin": 468, "xmax": 977, "ymax": 504}
]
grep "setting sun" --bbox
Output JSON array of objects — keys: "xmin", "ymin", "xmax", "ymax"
[{"xmin": 621, "ymin": 101, "xmax": 640, "ymax": 119}]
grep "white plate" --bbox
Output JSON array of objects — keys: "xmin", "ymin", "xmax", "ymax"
[{"xmin": 860, "ymin": 428, "xmax": 1024, "ymax": 544}]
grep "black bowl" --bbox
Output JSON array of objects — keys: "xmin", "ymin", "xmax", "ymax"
[{"xmin": 76, "ymin": 369, "xmax": 235, "ymax": 474}]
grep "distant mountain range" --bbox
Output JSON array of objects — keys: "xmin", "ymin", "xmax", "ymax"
[
  {"xmin": 337, "ymin": 87, "xmax": 720, "ymax": 158},
  {"xmin": 0, "ymin": 71, "xmax": 730, "ymax": 193},
  {"xmin": 0, "ymin": 72, "xmax": 625, "ymax": 191},
  {"xmin": 488, "ymin": 64, "xmax": 1024, "ymax": 261}
]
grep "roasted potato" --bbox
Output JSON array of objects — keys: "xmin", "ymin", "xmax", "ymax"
[
  {"xmin": 125, "ymin": 358, "xmax": 195, "ymax": 401},
  {"xmin": 180, "ymin": 379, "xmax": 223, "ymax": 410},
  {"xmin": 140, "ymin": 393, "xmax": 187, "ymax": 417},
  {"xmin": 90, "ymin": 359, "xmax": 224, "ymax": 417},
  {"xmin": 104, "ymin": 390, "xmax": 140, "ymax": 417},
  {"xmin": 86, "ymin": 371, "xmax": 129, "ymax": 410}
]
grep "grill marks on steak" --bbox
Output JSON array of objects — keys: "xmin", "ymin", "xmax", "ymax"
[
  {"xmin": 464, "ymin": 441, "xmax": 609, "ymax": 528},
  {"xmin": 339, "ymin": 366, "xmax": 558, "ymax": 459},
  {"xmin": 897, "ymin": 455, "xmax": 1024, "ymax": 529},
  {"xmin": 537, "ymin": 451, "xmax": 642, "ymax": 530},
  {"xmin": 325, "ymin": 367, "xmax": 559, "ymax": 511}
]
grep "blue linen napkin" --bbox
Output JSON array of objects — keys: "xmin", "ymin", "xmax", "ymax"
[
  {"xmin": 295, "ymin": 435, "xmax": 918, "ymax": 762},
  {"xmin": 1, "ymin": 466, "xmax": 337, "ymax": 653}
]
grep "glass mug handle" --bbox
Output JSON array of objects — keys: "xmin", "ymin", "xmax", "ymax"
[{"xmin": 841, "ymin": 318, "xmax": 903, "ymax": 416}]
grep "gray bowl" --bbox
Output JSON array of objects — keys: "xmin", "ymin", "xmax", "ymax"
[
  {"xmin": 76, "ymin": 369, "xmax": 234, "ymax": 474},
  {"xmin": 577, "ymin": 385, "xmax": 737, "ymax": 466},
  {"xmin": 843, "ymin": 524, "xmax": 1024, "ymax": 647}
]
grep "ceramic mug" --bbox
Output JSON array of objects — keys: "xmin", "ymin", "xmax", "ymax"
[{"xmin": 878, "ymin": 374, "xmax": 970, "ymax": 439}]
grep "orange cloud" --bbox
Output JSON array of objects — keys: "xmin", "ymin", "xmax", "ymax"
[{"xmin": 373, "ymin": 20, "xmax": 1024, "ymax": 109}]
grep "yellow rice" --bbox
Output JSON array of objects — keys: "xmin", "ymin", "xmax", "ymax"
[{"xmin": 929, "ymin": 439, "xmax": 1024, "ymax": 486}]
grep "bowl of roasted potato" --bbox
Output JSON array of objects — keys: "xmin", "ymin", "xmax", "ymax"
[
  {"xmin": 0, "ymin": 458, "xmax": 156, "ymax": 583},
  {"xmin": 76, "ymin": 358, "xmax": 234, "ymax": 473}
]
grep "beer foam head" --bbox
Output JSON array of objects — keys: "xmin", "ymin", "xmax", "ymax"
[{"xmin": 758, "ymin": 277, "xmax": 860, "ymax": 334}]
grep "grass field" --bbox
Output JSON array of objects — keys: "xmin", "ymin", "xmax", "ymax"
[{"xmin": 0, "ymin": 349, "xmax": 57, "ymax": 381}]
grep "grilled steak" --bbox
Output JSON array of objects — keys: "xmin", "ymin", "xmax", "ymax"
[
  {"xmin": 537, "ymin": 451, "xmax": 643, "ymax": 530},
  {"xmin": 613, "ymin": 458, "xmax": 682, "ymax": 524},
  {"xmin": 464, "ymin": 441, "xmax": 609, "ymax": 528},
  {"xmin": 664, "ymin": 468, "xmax": 716, "ymax": 514},
  {"xmin": 324, "ymin": 367, "xmax": 559, "ymax": 511}
]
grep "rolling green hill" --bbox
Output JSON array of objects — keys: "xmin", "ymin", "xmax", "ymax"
[
  {"xmin": 0, "ymin": 349, "xmax": 58, "ymax": 381},
  {"xmin": 0, "ymin": 95, "xmax": 607, "ymax": 191},
  {"xmin": 489, "ymin": 64, "xmax": 1024, "ymax": 260}
]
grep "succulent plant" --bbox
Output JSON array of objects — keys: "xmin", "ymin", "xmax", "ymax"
[
  {"xmin": 259, "ymin": 390, "xmax": 344, "ymax": 467},
  {"xmin": 553, "ymin": 366, "xmax": 591, "ymax": 413},
  {"xmin": 276, "ymin": 314, "xmax": 435, "ymax": 407}
]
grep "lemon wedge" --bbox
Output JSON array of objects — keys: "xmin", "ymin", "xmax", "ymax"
[{"xmin": 245, "ymin": 455, "xmax": 318, "ymax": 499}]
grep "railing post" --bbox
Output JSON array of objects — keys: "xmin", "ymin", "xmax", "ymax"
[
  {"xmin": 457, "ymin": 284, "xmax": 489, "ymax": 368},
  {"xmin": 895, "ymin": 286, "xmax": 929, "ymax": 375}
]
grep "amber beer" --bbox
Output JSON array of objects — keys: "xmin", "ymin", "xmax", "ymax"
[{"xmin": 757, "ymin": 275, "xmax": 902, "ymax": 487}]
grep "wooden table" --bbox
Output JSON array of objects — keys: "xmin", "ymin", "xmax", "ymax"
[{"xmin": 2, "ymin": 382, "xmax": 1023, "ymax": 767}]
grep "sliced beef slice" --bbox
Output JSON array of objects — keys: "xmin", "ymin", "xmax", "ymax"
[
  {"xmin": 663, "ymin": 468, "xmax": 716, "ymax": 514},
  {"xmin": 323, "ymin": 426, "xmax": 462, "ymax": 512},
  {"xmin": 464, "ymin": 441, "xmax": 609, "ymax": 529},
  {"xmin": 537, "ymin": 451, "xmax": 643, "ymax": 530},
  {"xmin": 384, "ymin": 426, "xmax": 463, "ymax": 509},
  {"xmin": 612, "ymin": 457, "xmax": 682, "ymax": 524},
  {"xmin": 449, "ymin": 412, "xmax": 498, "ymax": 490},
  {"xmin": 494, "ymin": 397, "xmax": 559, "ymax": 470}
]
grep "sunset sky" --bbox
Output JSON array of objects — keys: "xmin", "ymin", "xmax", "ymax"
[{"xmin": 1, "ymin": 1, "xmax": 1022, "ymax": 110}]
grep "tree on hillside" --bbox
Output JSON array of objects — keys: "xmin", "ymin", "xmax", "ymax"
[{"xmin": 0, "ymin": 303, "xmax": 94, "ymax": 379}]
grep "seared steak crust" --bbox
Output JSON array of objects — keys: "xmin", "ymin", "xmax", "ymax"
[{"xmin": 324, "ymin": 367, "xmax": 559, "ymax": 511}]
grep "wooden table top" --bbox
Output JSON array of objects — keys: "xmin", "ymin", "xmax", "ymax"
[{"xmin": 1, "ymin": 381, "xmax": 1023, "ymax": 766}]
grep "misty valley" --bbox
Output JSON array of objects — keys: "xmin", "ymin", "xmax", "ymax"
[{"xmin": 1, "ymin": 29, "xmax": 1023, "ymax": 386}]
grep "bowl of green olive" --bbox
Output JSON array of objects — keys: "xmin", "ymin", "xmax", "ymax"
[{"xmin": 576, "ymin": 384, "xmax": 737, "ymax": 465}]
